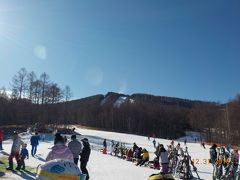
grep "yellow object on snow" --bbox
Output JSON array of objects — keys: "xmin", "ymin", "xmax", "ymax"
[{"xmin": 148, "ymin": 173, "xmax": 175, "ymax": 180}]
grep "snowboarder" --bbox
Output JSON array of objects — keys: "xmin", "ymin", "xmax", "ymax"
[
  {"xmin": 68, "ymin": 134, "xmax": 82, "ymax": 165},
  {"xmin": 30, "ymin": 132, "xmax": 40, "ymax": 157},
  {"xmin": 80, "ymin": 138, "xmax": 91, "ymax": 180},
  {"xmin": 153, "ymin": 139, "xmax": 156, "ymax": 148},
  {"xmin": 0, "ymin": 128, "xmax": 3, "ymax": 150},
  {"xmin": 6, "ymin": 131, "xmax": 24, "ymax": 170},
  {"xmin": 46, "ymin": 133, "xmax": 73, "ymax": 161},
  {"xmin": 158, "ymin": 144, "xmax": 169, "ymax": 174},
  {"xmin": 20, "ymin": 143, "xmax": 29, "ymax": 170}
]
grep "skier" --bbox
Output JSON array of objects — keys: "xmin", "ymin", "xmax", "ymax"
[
  {"xmin": 68, "ymin": 134, "xmax": 82, "ymax": 165},
  {"xmin": 20, "ymin": 143, "xmax": 29, "ymax": 170},
  {"xmin": 209, "ymin": 144, "xmax": 217, "ymax": 180},
  {"xmin": 153, "ymin": 139, "xmax": 156, "ymax": 148},
  {"xmin": 30, "ymin": 132, "xmax": 40, "ymax": 157},
  {"xmin": 102, "ymin": 139, "xmax": 107, "ymax": 154},
  {"xmin": 0, "ymin": 128, "xmax": 3, "ymax": 150},
  {"xmin": 46, "ymin": 133, "xmax": 73, "ymax": 161},
  {"xmin": 80, "ymin": 138, "xmax": 91, "ymax": 180},
  {"xmin": 184, "ymin": 139, "xmax": 187, "ymax": 145},
  {"xmin": 158, "ymin": 144, "xmax": 169, "ymax": 174},
  {"xmin": 6, "ymin": 131, "xmax": 24, "ymax": 170}
]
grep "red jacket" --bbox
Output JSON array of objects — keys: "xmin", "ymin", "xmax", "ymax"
[{"xmin": 0, "ymin": 129, "xmax": 3, "ymax": 141}]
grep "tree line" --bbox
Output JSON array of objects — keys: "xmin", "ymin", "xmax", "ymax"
[
  {"xmin": 0, "ymin": 67, "xmax": 72, "ymax": 104},
  {"xmin": 0, "ymin": 69, "xmax": 240, "ymax": 146}
]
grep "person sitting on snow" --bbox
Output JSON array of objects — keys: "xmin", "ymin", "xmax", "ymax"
[
  {"xmin": 6, "ymin": 131, "xmax": 24, "ymax": 170},
  {"xmin": 126, "ymin": 148, "xmax": 133, "ymax": 161},
  {"xmin": 136, "ymin": 148, "xmax": 149, "ymax": 166},
  {"xmin": 46, "ymin": 133, "xmax": 73, "ymax": 162}
]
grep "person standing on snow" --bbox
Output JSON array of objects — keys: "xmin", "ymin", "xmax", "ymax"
[
  {"xmin": 20, "ymin": 143, "xmax": 29, "ymax": 170},
  {"xmin": 80, "ymin": 138, "xmax": 91, "ymax": 180},
  {"xmin": 153, "ymin": 139, "xmax": 156, "ymax": 148},
  {"xmin": 209, "ymin": 144, "xmax": 217, "ymax": 180},
  {"xmin": 30, "ymin": 132, "xmax": 40, "ymax": 157},
  {"xmin": 102, "ymin": 139, "xmax": 107, "ymax": 154},
  {"xmin": 46, "ymin": 133, "xmax": 73, "ymax": 162},
  {"xmin": 110, "ymin": 140, "xmax": 115, "ymax": 155},
  {"xmin": 6, "ymin": 131, "xmax": 24, "ymax": 170},
  {"xmin": 68, "ymin": 134, "xmax": 82, "ymax": 165},
  {"xmin": 158, "ymin": 144, "xmax": 169, "ymax": 174},
  {"xmin": 0, "ymin": 128, "xmax": 3, "ymax": 150}
]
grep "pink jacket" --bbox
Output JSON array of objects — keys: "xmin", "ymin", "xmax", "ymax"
[{"xmin": 46, "ymin": 144, "xmax": 73, "ymax": 162}]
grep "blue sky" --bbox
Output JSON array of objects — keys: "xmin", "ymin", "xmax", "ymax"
[{"xmin": 0, "ymin": 0, "xmax": 240, "ymax": 102}]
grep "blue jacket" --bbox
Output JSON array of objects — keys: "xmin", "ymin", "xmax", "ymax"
[
  {"xmin": 21, "ymin": 148, "xmax": 29, "ymax": 159},
  {"xmin": 30, "ymin": 135, "xmax": 40, "ymax": 146}
]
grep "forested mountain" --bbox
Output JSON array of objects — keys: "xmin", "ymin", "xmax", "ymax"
[{"xmin": 1, "ymin": 91, "xmax": 239, "ymax": 145}]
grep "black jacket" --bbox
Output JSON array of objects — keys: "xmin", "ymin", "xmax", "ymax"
[{"xmin": 80, "ymin": 141, "xmax": 91, "ymax": 162}]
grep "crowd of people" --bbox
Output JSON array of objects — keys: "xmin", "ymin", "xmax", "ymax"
[{"xmin": 3, "ymin": 130, "xmax": 91, "ymax": 180}]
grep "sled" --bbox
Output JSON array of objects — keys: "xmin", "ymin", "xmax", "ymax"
[{"xmin": 148, "ymin": 173, "xmax": 175, "ymax": 180}]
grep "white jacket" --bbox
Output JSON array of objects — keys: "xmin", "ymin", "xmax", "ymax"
[{"xmin": 11, "ymin": 136, "xmax": 24, "ymax": 153}]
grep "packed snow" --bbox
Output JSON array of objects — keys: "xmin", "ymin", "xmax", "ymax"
[{"xmin": 0, "ymin": 127, "xmax": 215, "ymax": 180}]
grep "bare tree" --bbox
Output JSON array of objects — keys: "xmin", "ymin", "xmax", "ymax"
[
  {"xmin": 0, "ymin": 86, "xmax": 8, "ymax": 99},
  {"xmin": 32, "ymin": 80, "xmax": 42, "ymax": 104},
  {"xmin": 40, "ymin": 72, "xmax": 50, "ymax": 104},
  {"xmin": 11, "ymin": 68, "xmax": 28, "ymax": 99},
  {"xmin": 63, "ymin": 85, "xmax": 72, "ymax": 101},
  {"xmin": 46, "ymin": 83, "xmax": 63, "ymax": 104},
  {"xmin": 27, "ymin": 71, "xmax": 37, "ymax": 102}
]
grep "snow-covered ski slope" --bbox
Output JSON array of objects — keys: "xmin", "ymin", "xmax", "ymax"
[{"xmin": 0, "ymin": 127, "xmax": 213, "ymax": 180}]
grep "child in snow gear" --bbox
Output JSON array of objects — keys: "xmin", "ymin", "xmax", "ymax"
[
  {"xmin": 68, "ymin": 134, "xmax": 82, "ymax": 165},
  {"xmin": 6, "ymin": 131, "xmax": 24, "ymax": 170},
  {"xmin": 36, "ymin": 159, "xmax": 87, "ymax": 180},
  {"xmin": 20, "ymin": 143, "xmax": 29, "ymax": 170},
  {"xmin": 80, "ymin": 138, "xmax": 91, "ymax": 180},
  {"xmin": 30, "ymin": 132, "xmax": 40, "ymax": 157},
  {"xmin": 46, "ymin": 133, "xmax": 73, "ymax": 162}
]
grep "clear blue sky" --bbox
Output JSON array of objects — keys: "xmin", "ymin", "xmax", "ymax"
[{"xmin": 0, "ymin": 0, "xmax": 240, "ymax": 102}]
